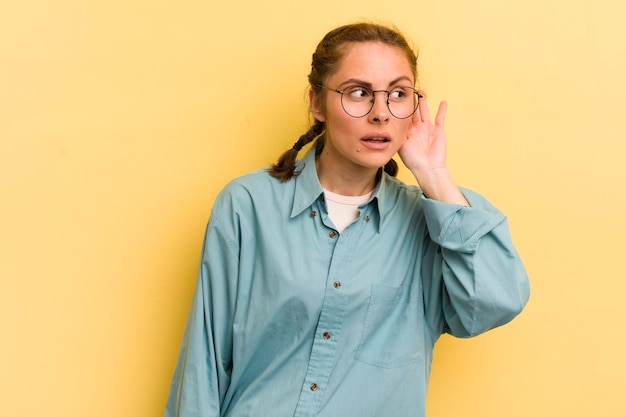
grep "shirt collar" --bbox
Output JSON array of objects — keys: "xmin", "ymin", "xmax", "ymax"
[
  {"xmin": 290, "ymin": 147, "xmax": 391, "ymax": 233},
  {"xmin": 290, "ymin": 147, "xmax": 324, "ymax": 218},
  {"xmin": 370, "ymin": 176, "xmax": 385, "ymax": 230}
]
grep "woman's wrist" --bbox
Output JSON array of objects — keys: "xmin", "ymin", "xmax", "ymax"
[{"xmin": 411, "ymin": 166, "xmax": 470, "ymax": 206}]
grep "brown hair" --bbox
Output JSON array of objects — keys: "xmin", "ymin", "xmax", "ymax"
[{"xmin": 268, "ymin": 22, "xmax": 418, "ymax": 182}]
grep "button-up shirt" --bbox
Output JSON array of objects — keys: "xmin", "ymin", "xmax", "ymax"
[{"xmin": 164, "ymin": 147, "xmax": 530, "ymax": 417}]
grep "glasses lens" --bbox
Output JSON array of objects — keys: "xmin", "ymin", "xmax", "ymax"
[
  {"xmin": 341, "ymin": 86, "xmax": 374, "ymax": 118},
  {"xmin": 388, "ymin": 87, "xmax": 419, "ymax": 119}
]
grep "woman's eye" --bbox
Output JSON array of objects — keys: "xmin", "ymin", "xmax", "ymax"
[
  {"xmin": 347, "ymin": 87, "xmax": 371, "ymax": 99},
  {"xmin": 389, "ymin": 88, "xmax": 407, "ymax": 99}
]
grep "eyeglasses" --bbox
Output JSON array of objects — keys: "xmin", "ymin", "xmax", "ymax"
[{"xmin": 316, "ymin": 84, "xmax": 420, "ymax": 119}]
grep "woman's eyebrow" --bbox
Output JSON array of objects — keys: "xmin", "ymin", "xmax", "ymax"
[
  {"xmin": 337, "ymin": 76, "xmax": 413, "ymax": 89},
  {"xmin": 388, "ymin": 76, "xmax": 413, "ymax": 86}
]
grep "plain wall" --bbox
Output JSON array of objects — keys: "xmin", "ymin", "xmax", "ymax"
[{"xmin": 1, "ymin": 0, "xmax": 625, "ymax": 416}]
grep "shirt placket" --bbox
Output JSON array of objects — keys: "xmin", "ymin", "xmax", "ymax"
[{"xmin": 292, "ymin": 202, "xmax": 367, "ymax": 417}]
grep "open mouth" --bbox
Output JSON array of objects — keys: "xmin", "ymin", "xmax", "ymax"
[{"xmin": 362, "ymin": 137, "xmax": 390, "ymax": 143}]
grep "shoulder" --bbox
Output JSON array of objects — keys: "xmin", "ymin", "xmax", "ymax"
[
  {"xmin": 212, "ymin": 167, "xmax": 294, "ymax": 216},
  {"xmin": 223, "ymin": 167, "xmax": 277, "ymax": 194}
]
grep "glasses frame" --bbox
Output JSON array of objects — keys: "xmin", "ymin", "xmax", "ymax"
[{"xmin": 316, "ymin": 84, "xmax": 420, "ymax": 119}]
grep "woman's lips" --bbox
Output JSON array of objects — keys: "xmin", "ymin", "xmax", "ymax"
[{"xmin": 360, "ymin": 135, "xmax": 391, "ymax": 149}]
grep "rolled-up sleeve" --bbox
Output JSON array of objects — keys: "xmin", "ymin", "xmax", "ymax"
[{"xmin": 421, "ymin": 188, "xmax": 530, "ymax": 339}]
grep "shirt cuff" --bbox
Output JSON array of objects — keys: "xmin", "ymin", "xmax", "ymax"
[{"xmin": 420, "ymin": 187, "xmax": 507, "ymax": 253}]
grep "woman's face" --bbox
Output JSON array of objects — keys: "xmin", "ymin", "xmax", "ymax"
[{"xmin": 311, "ymin": 41, "xmax": 415, "ymax": 173}]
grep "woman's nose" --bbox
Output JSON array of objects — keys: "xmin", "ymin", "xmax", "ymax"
[{"xmin": 368, "ymin": 92, "xmax": 390, "ymax": 123}]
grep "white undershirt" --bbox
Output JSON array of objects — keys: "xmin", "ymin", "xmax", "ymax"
[{"xmin": 324, "ymin": 188, "xmax": 374, "ymax": 233}]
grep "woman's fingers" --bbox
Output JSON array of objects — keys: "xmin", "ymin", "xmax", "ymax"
[{"xmin": 435, "ymin": 101, "xmax": 447, "ymax": 126}]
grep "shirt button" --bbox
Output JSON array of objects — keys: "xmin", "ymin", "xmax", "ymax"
[
  {"xmin": 310, "ymin": 383, "xmax": 318, "ymax": 391},
  {"xmin": 333, "ymin": 281, "xmax": 341, "ymax": 289},
  {"xmin": 329, "ymin": 231, "xmax": 337, "ymax": 238},
  {"xmin": 323, "ymin": 332, "xmax": 331, "ymax": 340},
  {"xmin": 365, "ymin": 215, "xmax": 371, "ymax": 222}
]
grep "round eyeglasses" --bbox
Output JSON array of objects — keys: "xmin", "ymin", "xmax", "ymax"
[{"xmin": 316, "ymin": 84, "xmax": 420, "ymax": 119}]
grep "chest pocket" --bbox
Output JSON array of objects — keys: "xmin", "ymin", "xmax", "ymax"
[{"xmin": 355, "ymin": 284, "xmax": 424, "ymax": 368}]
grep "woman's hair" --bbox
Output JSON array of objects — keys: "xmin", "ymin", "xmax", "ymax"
[{"xmin": 268, "ymin": 22, "xmax": 418, "ymax": 182}]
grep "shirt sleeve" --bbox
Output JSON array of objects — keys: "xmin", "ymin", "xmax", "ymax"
[
  {"xmin": 420, "ymin": 187, "xmax": 530, "ymax": 339},
  {"xmin": 164, "ymin": 213, "xmax": 238, "ymax": 417}
]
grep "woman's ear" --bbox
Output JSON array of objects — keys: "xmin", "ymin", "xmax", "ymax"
[{"xmin": 309, "ymin": 90, "xmax": 326, "ymax": 122}]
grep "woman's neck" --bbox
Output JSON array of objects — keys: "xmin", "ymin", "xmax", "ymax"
[{"xmin": 315, "ymin": 154, "xmax": 379, "ymax": 196}]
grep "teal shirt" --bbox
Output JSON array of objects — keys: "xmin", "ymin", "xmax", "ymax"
[{"xmin": 165, "ymin": 148, "xmax": 530, "ymax": 417}]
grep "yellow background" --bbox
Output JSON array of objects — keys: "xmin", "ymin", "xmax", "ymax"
[{"xmin": 1, "ymin": 0, "xmax": 625, "ymax": 416}]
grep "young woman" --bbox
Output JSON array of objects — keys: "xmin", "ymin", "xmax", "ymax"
[{"xmin": 165, "ymin": 22, "xmax": 530, "ymax": 417}]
